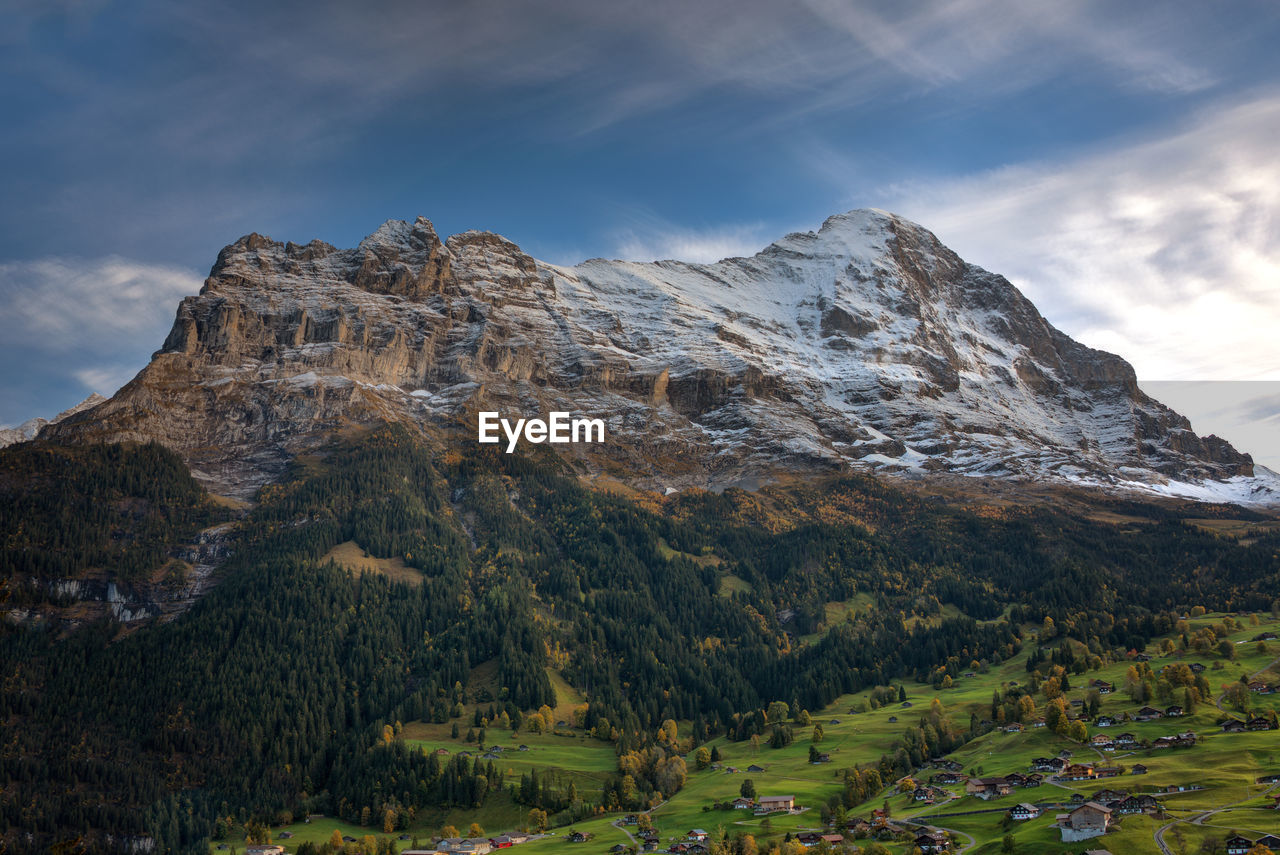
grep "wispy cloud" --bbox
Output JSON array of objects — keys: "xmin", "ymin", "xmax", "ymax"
[
  {"xmin": 611, "ymin": 215, "xmax": 774, "ymax": 264},
  {"xmin": 0, "ymin": 257, "xmax": 200, "ymax": 414},
  {"xmin": 875, "ymin": 94, "xmax": 1280, "ymax": 381}
]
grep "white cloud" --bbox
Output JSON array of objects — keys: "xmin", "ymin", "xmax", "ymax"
[
  {"xmin": 613, "ymin": 221, "xmax": 773, "ymax": 264},
  {"xmin": 876, "ymin": 94, "xmax": 1280, "ymax": 381},
  {"xmin": 0, "ymin": 256, "xmax": 197, "ymax": 341},
  {"xmin": 0, "ymin": 256, "xmax": 200, "ymax": 396}
]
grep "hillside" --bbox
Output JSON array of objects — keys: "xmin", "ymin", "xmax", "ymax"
[{"xmin": 2, "ymin": 428, "xmax": 1279, "ymax": 853}]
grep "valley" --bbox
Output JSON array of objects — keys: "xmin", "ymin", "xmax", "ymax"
[{"xmin": 253, "ymin": 611, "xmax": 1280, "ymax": 855}]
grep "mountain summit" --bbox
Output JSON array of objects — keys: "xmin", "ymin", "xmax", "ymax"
[{"xmin": 42, "ymin": 209, "xmax": 1274, "ymax": 504}]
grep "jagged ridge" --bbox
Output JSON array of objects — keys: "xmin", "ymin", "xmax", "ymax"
[{"xmin": 42, "ymin": 210, "xmax": 1272, "ymax": 504}]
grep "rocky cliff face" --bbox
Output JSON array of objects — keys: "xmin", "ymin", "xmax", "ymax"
[{"xmin": 43, "ymin": 210, "xmax": 1274, "ymax": 504}]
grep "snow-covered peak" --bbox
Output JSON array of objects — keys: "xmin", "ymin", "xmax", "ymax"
[
  {"xmin": 357, "ymin": 216, "xmax": 442, "ymax": 255},
  {"xmin": 47, "ymin": 208, "xmax": 1274, "ymax": 507}
]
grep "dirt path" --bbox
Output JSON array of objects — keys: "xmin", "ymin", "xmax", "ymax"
[{"xmin": 1153, "ymin": 783, "xmax": 1277, "ymax": 854}]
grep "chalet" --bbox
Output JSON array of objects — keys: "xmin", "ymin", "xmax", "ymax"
[
  {"xmin": 1113, "ymin": 732, "xmax": 1137, "ymax": 748},
  {"xmin": 1114, "ymin": 794, "xmax": 1159, "ymax": 814},
  {"xmin": 731, "ymin": 797, "xmax": 755, "ymax": 809},
  {"xmin": 1176, "ymin": 731, "xmax": 1198, "ymax": 745},
  {"xmin": 965, "ymin": 777, "xmax": 1013, "ymax": 799},
  {"xmin": 1133, "ymin": 653, "xmax": 1152, "ymax": 662},
  {"xmin": 1131, "ymin": 764, "xmax": 1148, "ymax": 775},
  {"xmin": 846, "ymin": 819, "xmax": 872, "ymax": 835},
  {"xmin": 518, "ymin": 744, "xmax": 529, "ymax": 751},
  {"xmin": 915, "ymin": 785, "xmax": 951, "ymax": 804},
  {"xmin": 494, "ymin": 834, "xmax": 529, "ymax": 847},
  {"xmin": 1092, "ymin": 789, "xmax": 1128, "ymax": 803},
  {"xmin": 1248, "ymin": 681, "xmax": 1271, "ymax": 693},
  {"xmin": 1189, "ymin": 662, "xmax": 1206, "ymax": 673},
  {"xmin": 435, "ymin": 748, "xmax": 451, "ymax": 755},
  {"xmin": 1058, "ymin": 763, "xmax": 1095, "ymax": 781},
  {"xmin": 1135, "ymin": 706, "xmax": 1164, "ymax": 721},
  {"xmin": 1253, "ymin": 632, "xmax": 1279, "ymax": 641},
  {"xmin": 888, "ymin": 715, "xmax": 898, "ymax": 723},
  {"xmin": 245, "ymin": 847, "xmax": 285, "ymax": 855},
  {"xmin": 1090, "ymin": 735, "xmax": 1114, "ymax": 750},
  {"xmin": 1165, "ymin": 704, "xmax": 1184, "ymax": 717},
  {"xmin": 1094, "ymin": 766, "xmax": 1123, "ymax": 779},
  {"xmin": 1092, "ymin": 680, "xmax": 1115, "ymax": 694},
  {"xmin": 756, "ymin": 795, "xmax": 795, "ymax": 813},
  {"xmin": 811, "ymin": 752, "xmax": 831, "ymax": 764},
  {"xmin": 828, "ymin": 719, "xmax": 840, "ymax": 725},
  {"xmin": 930, "ymin": 759, "xmax": 963, "ymax": 772},
  {"xmin": 1258, "ymin": 835, "xmax": 1280, "ymax": 850},
  {"xmin": 433, "ymin": 841, "xmax": 492, "ymax": 855},
  {"xmin": 1221, "ymin": 719, "xmax": 1247, "ymax": 733},
  {"xmin": 1225, "ymin": 836, "xmax": 1254, "ymax": 855},
  {"xmin": 567, "ymin": 832, "xmax": 588, "ymax": 843},
  {"xmin": 1258, "ymin": 774, "xmax": 1280, "ymax": 784},
  {"xmin": 1095, "ymin": 715, "xmax": 1117, "ymax": 727},
  {"xmin": 747, "ymin": 764, "xmax": 766, "ymax": 773},
  {"xmin": 931, "ymin": 771, "xmax": 966, "ymax": 785},
  {"xmin": 1059, "ymin": 802, "xmax": 1112, "ymax": 842},
  {"xmin": 1248, "ymin": 716, "xmax": 1277, "ymax": 731},
  {"xmin": 1003, "ymin": 722, "xmax": 1023, "ymax": 733},
  {"xmin": 1031, "ymin": 757, "xmax": 1065, "ymax": 773},
  {"xmin": 914, "ymin": 830, "xmax": 951, "ymax": 853},
  {"xmin": 795, "ymin": 832, "xmax": 844, "ymax": 848},
  {"xmin": 1004, "ymin": 772, "xmax": 1028, "ymax": 787},
  {"xmin": 1010, "ymin": 803, "xmax": 1039, "ymax": 820},
  {"xmin": 686, "ymin": 830, "xmax": 709, "ymax": 842},
  {"xmin": 1023, "ymin": 773, "xmax": 1044, "ymax": 787},
  {"xmin": 621, "ymin": 815, "xmax": 638, "ymax": 826}
]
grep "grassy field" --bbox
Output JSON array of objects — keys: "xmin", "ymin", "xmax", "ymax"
[
  {"xmin": 236, "ymin": 611, "xmax": 1280, "ymax": 853},
  {"xmin": 320, "ymin": 540, "xmax": 423, "ymax": 586}
]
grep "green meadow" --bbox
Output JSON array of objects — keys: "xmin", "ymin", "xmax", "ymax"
[{"xmin": 246, "ymin": 611, "xmax": 1280, "ymax": 854}]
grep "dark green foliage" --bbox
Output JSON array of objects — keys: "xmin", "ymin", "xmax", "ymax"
[
  {"xmin": 2, "ymin": 425, "xmax": 1278, "ymax": 852},
  {"xmin": 0, "ymin": 441, "xmax": 216, "ymax": 583}
]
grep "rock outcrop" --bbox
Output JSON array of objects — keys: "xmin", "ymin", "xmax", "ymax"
[{"xmin": 42, "ymin": 210, "xmax": 1271, "ymax": 504}]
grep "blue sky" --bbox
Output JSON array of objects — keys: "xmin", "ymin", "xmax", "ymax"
[{"xmin": 3, "ymin": 1, "xmax": 1280, "ymax": 466}]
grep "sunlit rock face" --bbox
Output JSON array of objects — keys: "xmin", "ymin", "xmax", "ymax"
[{"xmin": 44, "ymin": 210, "xmax": 1268, "ymax": 504}]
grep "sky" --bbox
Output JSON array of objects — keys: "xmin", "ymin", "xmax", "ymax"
[{"xmin": 2, "ymin": 0, "xmax": 1279, "ymax": 467}]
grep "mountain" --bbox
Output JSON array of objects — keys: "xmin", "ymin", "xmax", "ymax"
[
  {"xmin": 41, "ymin": 210, "xmax": 1274, "ymax": 505},
  {"xmin": 0, "ymin": 392, "xmax": 107, "ymax": 448}
]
